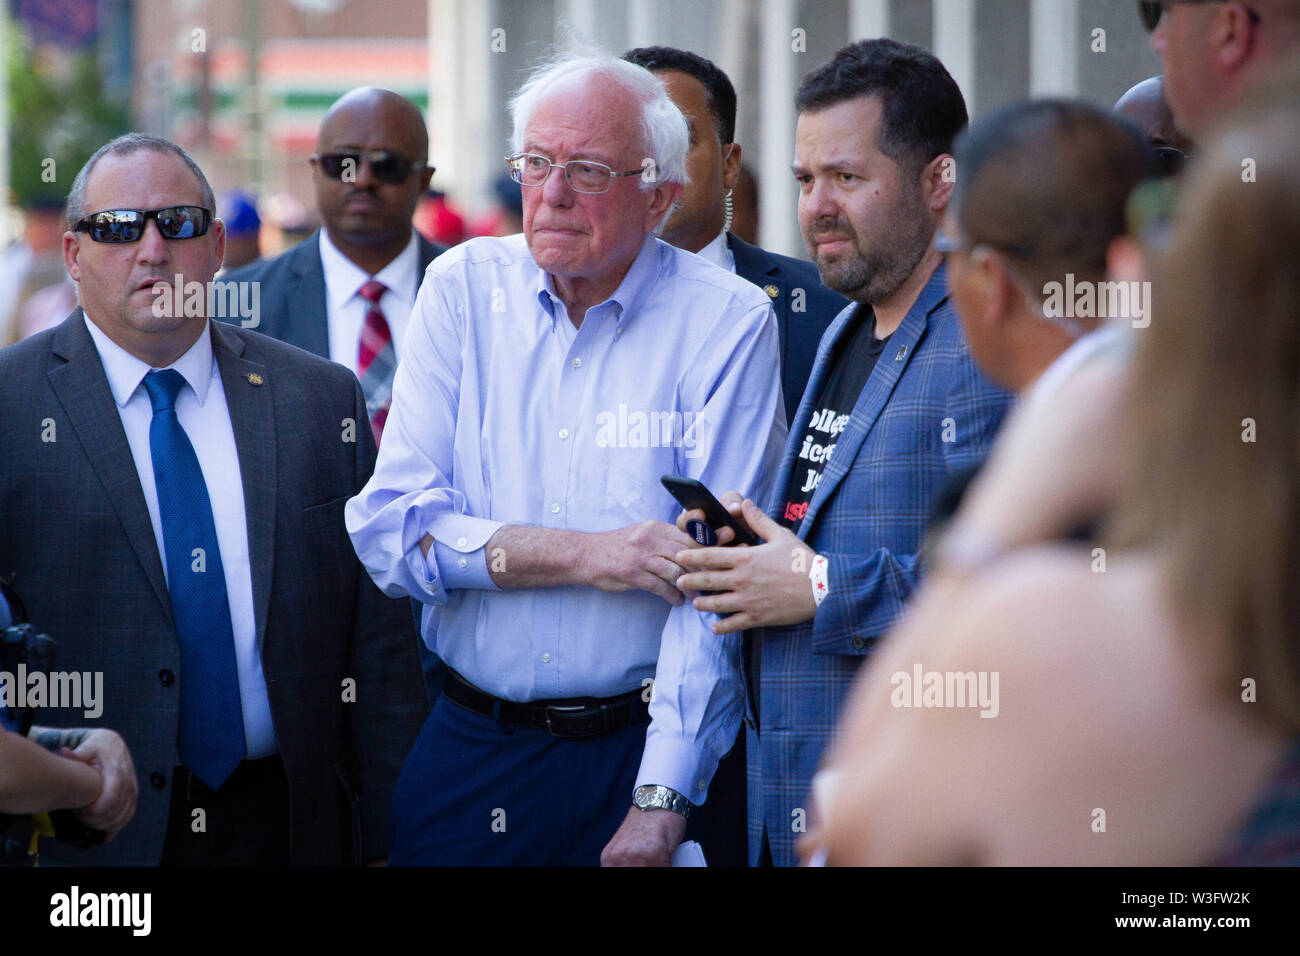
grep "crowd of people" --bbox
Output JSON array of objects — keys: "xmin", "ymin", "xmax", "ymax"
[{"xmin": 1, "ymin": 0, "xmax": 1298, "ymax": 867}]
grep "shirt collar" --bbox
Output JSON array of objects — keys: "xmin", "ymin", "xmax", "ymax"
[
  {"xmin": 319, "ymin": 227, "xmax": 420, "ymax": 311},
  {"xmin": 534, "ymin": 234, "xmax": 663, "ymax": 330},
  {"xmin": 696, "ymin": 231, "xmax": 735, "ymax": 273},
  {"xmin": 83, "ymin": 312, "xmax": 215, "ymax": 408}
]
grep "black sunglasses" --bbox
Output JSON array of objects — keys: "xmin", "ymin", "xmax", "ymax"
[
  {"xmin": 74, "ymin": 206, "xmax": 212, "ymax": 243},
  {"xmin": 1138, "ymin": 0, "xmax": 1260, "ymax": 32},
  {"xmin": 312, "ymin": 150, "xmax": 428, "ymax": 185}
]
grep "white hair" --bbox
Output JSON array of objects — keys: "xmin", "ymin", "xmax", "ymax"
[{"xmin": 508, "ymin": 52, "xmax": 689, "ymax": 191}]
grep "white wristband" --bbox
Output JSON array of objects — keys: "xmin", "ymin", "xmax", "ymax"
[{"xmin": 809, "ymin": 553, "xmax": 830, "ymax": 607}]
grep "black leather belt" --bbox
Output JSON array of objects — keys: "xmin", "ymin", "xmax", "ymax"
[{"xmin": 443, "ymin": 667, "xmax": 650, "ymax": 738}]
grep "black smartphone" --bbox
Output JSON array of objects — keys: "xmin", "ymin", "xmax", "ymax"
[{"xmin": 660, "ymin": 475, "xmax": 760, "ymax": 547}]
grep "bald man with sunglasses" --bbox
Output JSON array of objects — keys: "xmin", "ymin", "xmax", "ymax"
[
  {"xmin": 219, "ymin": 88, "xmax": 448, "ymax": 446},
  {"xmin": 0, "ymin": 134, "xmax": 427, "ymax": 866}
]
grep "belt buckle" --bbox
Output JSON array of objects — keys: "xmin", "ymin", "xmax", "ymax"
[{"xmin": 543, "ymin": 703, "xmax": 586, "ymax": 737}]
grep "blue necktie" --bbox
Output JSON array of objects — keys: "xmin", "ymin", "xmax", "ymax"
[{"xmin": 143, "ymin": 369, "xmax": 245, "ymax": 790}]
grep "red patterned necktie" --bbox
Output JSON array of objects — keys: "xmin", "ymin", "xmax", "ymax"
[{"xmin": 357, "ymin": 279, "xmax": 396, "ymax": 445}]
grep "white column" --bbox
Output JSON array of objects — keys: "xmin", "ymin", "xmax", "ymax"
[
  {"xmin": 561, "ymin": 0, "xmax": 599, "ymax": 41},
  {"xmin": 931, "ymin": 0, "xmax": 976, "ymax": 113},
  {"xmin": 627, "ymin": 0, "xmax": 657, "ymax": 48},
  {"xmin": 1029, "ymin": 0, "xmax": 1080, "ymax": 97},
  {"xmin": 429, "ymin": 0, "xmax": 496, "ymax": 213},
  {"xmin": 758, "ymin": 0, "xmax": 798, "ymax": 257},
  {"xmin": 849, "ymin": 0, "xmax": 890, "ymax": 40},
  {"xmin": 718, "ymin": 0, "xmax": 750, "ymax": 113}
]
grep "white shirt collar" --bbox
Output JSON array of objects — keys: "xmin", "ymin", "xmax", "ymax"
[
  {"xmin": 696, "ymin": 231, "xmax": 735, "ymax": 273},
  {"xmin": 83, "ymin": 313, "xmax": 215, "ymax": 408},
  {"xmin": 319, "ymin": 228, "xmax": 420, "ymax": 311},
  {"xmin": 1028, "ymin": 324, "xmax": 1127, "ymax": 405}
]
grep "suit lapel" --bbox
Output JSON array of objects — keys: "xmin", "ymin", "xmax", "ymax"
[
  {"xmin": 47, "ymin": 312, "xmax": 172, "ymax": 617},
  {"xmin": 416, "ymin": 235, "xmax": 441, "ymax": 298},
  {"xmin": 728, "ymin": 233, "xmax": 789, "ymax": 371},
  {"xmin": 796, "ymin": 266, "xmax": 951, "ymax": 537},
  {"xmin": 211, "ymin": 322, "xmax": 277, "ymax": 647},
  {"xmin": 285, "ymin": 233, "xmax": 330, "ymax": 357}
]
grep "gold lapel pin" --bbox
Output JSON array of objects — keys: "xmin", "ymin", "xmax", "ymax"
[
  {"xmin": 764, "ymin": 284, "xmax": 779, "ymax": 299},
  {"xmin": 246, "ymin": 372, "xmax": 264, "ymax": 386}
]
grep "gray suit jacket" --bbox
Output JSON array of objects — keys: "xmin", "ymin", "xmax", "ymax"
[
  {"xmin": 0, "ymin": 313, "xmax": 428, "ymax": 865},
  {"xmin": 216, "ymin": 229, "xmax": 446, "ymax": 356}
]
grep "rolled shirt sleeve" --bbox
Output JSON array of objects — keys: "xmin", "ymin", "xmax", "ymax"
[{"xmin": 636, "ymin": 299, "xmax": 787, "ymax": 803}]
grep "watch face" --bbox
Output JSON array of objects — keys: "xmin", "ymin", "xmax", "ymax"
[{"xmin": 633, "ymin": 785, "xmax": 656, "ymax": 808}]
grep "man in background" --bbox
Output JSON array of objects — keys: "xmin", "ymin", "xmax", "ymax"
[
  {"xmin": 1114, "ymin": 76, "xmax": 1191, "ymax": 175},
  {"xmin": 219, "ymin": 87, "xmax": 447, "ymax": 447},
  {"xmin": 624, "ymin": 46, "xmax": 846, "ymax": 429}
]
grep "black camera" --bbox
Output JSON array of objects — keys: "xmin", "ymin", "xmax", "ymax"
[{"xmin": 1, "ymin": 576, "xmax": 106, "ymax": 862}]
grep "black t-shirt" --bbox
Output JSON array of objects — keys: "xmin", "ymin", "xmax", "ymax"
[{"xmin": 778, "ymin": 305, "xmax": 891, "ymax": 529}]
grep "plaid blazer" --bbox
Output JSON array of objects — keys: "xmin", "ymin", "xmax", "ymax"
[{"xmin": 746, "ymin": 264, "xmax": 1014, "ymax": 866}]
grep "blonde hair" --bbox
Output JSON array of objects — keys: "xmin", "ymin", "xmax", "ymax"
[{"xmin": 1110, "ymin": 90, "xmax": 1300, "ymax": 729}]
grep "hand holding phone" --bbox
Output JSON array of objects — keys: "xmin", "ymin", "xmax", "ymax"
[{"xmin": 660, "ymin": 476, "xmax": 760, "ymax": 547}]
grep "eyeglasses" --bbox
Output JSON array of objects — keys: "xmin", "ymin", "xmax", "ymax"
[
  {"xmin": 934, "ymin": 232, "xmax": 1034, "ymax": 259},
  {"xmin": 506, "ymin": 153, "xmax": 647, "ymax": 194},
  {"xmin": 1138, "ymin": 0, "xmax": 1260, "ymax": 32},
  {"xmin": 311, "ymin": 150, "xmax": 427, "ymax": 185},
  {"xmin": 74, "ymin": 206, "xmax": 212, "ymax": 243}
]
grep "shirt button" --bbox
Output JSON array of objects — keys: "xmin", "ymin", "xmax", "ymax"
[
  {"xmin": 551, "ymin": 503, "xmax": 561, "ymax": 514},
  {"xmin": 558, "ymin": 429, "xmax": 569, "ymax": 440},
  {"xmin": 572, "ymin": 357, "xmax": 582, "ymax": 369},
  {"xmin": 457, "ymin": 536, "xmax": 467, "ymax": 547},
  {"xmin": 542, "ymin": 653, "xmax": 552, "ymax": 663},
  {"xmin": 697, "ymin": 779, "xmax": 707, "ymax": 792},
  {"xmin": 158, "ymin": 668, "xmax": 174, "ymax": 687},
  {"xmin": 458, "ymin": 558, "xmax": 468, "ymax": 569},
  {"xmin": 851, "ymin": 637, "xmax": 866, "ymax": 650},
  {"xmin": 150, "ymin": 771, "xmax": 167, "ymax": 790}
]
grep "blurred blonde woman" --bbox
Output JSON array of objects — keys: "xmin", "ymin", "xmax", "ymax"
[{"xmin": 808, "ymin": 91, "xmax": 1300, "ymax": 866}]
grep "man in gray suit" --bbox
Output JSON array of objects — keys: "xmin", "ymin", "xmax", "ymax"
[{"xmin": 0, "ymin": 134, "xmax": 427, "ymax": 865}]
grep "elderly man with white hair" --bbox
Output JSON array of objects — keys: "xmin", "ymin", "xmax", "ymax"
[{"xmin": 346, "ymin": 52, "xmax": 787, "ymax": 866}]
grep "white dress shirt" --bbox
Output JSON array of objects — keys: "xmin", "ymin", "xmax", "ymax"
[
  {"xmin": 695, "ymin": 230, "xmax": 736, "ymax": 274},
  {"xmin": 319, "ymin": 228, "xmax": 420, "ymax": 374},
  {"xmin": 1027, "ymin": 323, "xmax": 1129, "ymax": 407},
  {"xmin": 346, "ymin": 233, "xmax": 788, "ymax": 802},
  {"xmin": 83, "ymin": 315, "xmax": 276, "ymax": 757}
]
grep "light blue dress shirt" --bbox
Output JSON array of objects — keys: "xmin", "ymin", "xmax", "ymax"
[{"xmin": 346, "ymin": 233, "xmax": 787, "ymax": 802}]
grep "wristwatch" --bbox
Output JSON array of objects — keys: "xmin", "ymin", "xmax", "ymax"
[{"xmin": 633, "ymin": 784, "xmax": 693, "ymax": 819}]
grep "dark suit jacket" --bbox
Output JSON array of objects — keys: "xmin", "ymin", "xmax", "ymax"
[
  {"xmin": 0, "ymin": 313, "xmax": 428, "ymax": 865},
  {"xmin": 727, "ymin": 233, "xmax": 847, "ymax": 427},
  {"xmin": 216, "ymin": 229, "xmax": 446, "ymax": 357}
]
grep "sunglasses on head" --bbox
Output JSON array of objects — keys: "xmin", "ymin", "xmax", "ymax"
[
  {"xmin": 1138, "ymin": 0, "xmax": 1260, "ymax": 32},
  {"xmin": 312, "ymin": 150, "xmax": 427, "ymax": 185},
  {"xmin": 74, "ymin": 206, "xmax": 213, "ymax": 243}
]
